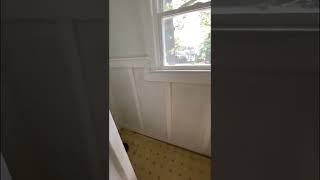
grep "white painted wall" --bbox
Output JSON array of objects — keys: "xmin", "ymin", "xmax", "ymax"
[
  {"xmin": 109, "ymin": 0, "xmax": 146, "ymax": 58},
  {"xmin": 109, "ymin": 0, "xmax": 211, "ymax": 156}
]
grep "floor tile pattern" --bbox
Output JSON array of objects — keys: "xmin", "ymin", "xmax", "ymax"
[{"xmin": 119, "ymin": 129, "xmax": 211, "ymax": 180}]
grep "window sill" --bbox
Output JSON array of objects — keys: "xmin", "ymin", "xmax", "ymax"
[
  {"xmin": 109, "ymin": 56, "xmax": 211, "ymax": 84},
  {"xmin": 144, "ymin": 67, "xmax": 211, "ymax": 84},
  {"xmin": 150, "ymin": 69, "xmax": 211, "ymax": 73}
]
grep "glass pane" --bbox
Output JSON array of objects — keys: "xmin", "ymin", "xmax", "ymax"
[
  {"xmin": 163, "ymin": 0, "xmax": 210, "ymax": 12},
  {"xmin": 162, "ymin": 9, "xmax": 211, "ymax": 66}
]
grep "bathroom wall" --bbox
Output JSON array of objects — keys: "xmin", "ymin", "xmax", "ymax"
[{"xmin": 109, "ymin": 0, "xmax": 211, "ymax": 156}]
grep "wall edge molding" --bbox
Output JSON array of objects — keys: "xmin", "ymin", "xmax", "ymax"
[{"xmin": 110, "ymin": 56, "xmax": 149, "ymax": 68}]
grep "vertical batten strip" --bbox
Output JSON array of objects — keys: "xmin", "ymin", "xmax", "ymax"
[
  {"xmin": 128, "ymin": 67, "xmax": 145, "ymax": 130},
  {"xmin": 201, "ymin": 103, "xmax": 212, "ymax": 156},
  {"xmin": 166, "ymin": 82, "xmax": 173, "ymax": 142}
]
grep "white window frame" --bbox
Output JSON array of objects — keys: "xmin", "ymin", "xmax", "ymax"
[{"xmin": 149, "ymin": 0, "xmax": 211, "ymax": 72}]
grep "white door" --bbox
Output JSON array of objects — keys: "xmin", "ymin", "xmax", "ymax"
[
  {"xmin": 109, "ymin": 111, "xmax": 137, "ymax": 180},
  {"xmin": 1, "ymin": 153, "xmax": 13, "ymax": 180}
]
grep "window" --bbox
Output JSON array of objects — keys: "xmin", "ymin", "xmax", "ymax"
[{"xmin": 151, "ymin": 0, "xmax": 211, "ymax": 71}]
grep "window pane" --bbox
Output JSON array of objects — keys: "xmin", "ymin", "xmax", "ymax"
[
  {"xmin": 163, "ymin": 0, "xmax": 210, "ymax": 12},
  {"xmin": 162, "ymin": 9, "xmax": 211, "ymax": 66}
]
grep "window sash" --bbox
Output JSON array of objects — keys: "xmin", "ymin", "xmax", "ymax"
[
  {"xmin": 155, "ymin": 0, "xmax": 211, "ymax": 70},
  {"xmin": 160, "ymin": 1, "xmax": 211, "ymax": 17}
]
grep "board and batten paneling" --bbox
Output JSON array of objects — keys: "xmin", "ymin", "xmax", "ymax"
[
  {"xmin": 109, "ymin": 58, "xmax": 211, "ymax": 157},
  {"xmin": 110, "ymin": 68, "xmax": 142, "ymax": 131},
  {"xmin": 133, "ymin": 68, "xmax": 170, "ymax": 142},
  {"xmin": 171, "ymin": 83, "xmax": 211, "ymax": 156}
]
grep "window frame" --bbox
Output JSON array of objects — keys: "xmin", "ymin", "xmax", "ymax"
[{"xmin": 150, "ymin": 0, "xmax": 212, "ymax": 72}]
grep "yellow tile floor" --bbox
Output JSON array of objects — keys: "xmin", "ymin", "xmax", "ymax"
[{"xmin": 119, "ymin": 129, "xmax": 211, "ymax": 180}]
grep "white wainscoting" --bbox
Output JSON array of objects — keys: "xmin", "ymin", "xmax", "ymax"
[{"xmin": 109, "ymin": 57, "xmax": 211, "ymax": 156}]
